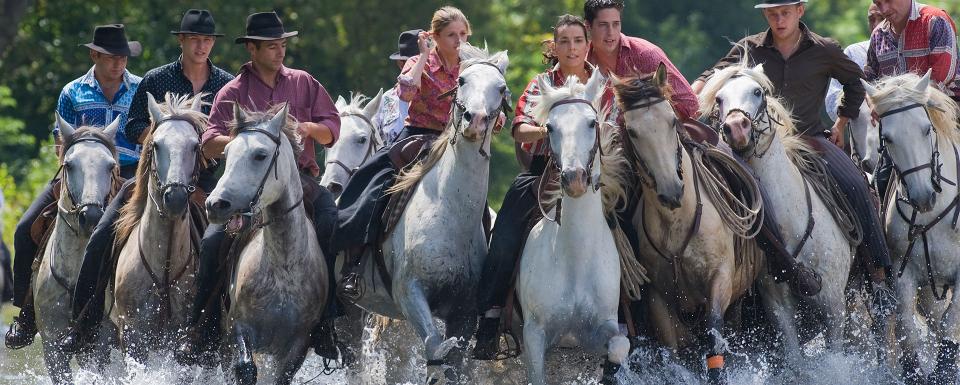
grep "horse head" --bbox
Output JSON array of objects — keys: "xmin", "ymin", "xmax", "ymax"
[
  {"xmin": 145, "ymin": 92, "xmax": 206, "ymax": 217},
  {"xmin": 863, "ymin": 70, "xmax": 960, "ymax": 212},
  {"xmin": 206, "ymin": 103, "xmax": 300, "ymax": 225},
  {"xmin": 321, "ymin": 90, "xmax": 384, "ymax": 199},
  {"xmin": 453, "ymin": 44, "xmax": 510, "ymax": 146},
  {"xmin": 56, "ymin": 113, "xmax": 119, "ymax": 234},
  {"xmin": 709, "ymin": 63, "xmax": 782, "ymax": 159},
  {"xmin": 534, "ymin": 69, "xmax": 606, "ymax": 197},
  {"xmin": 613, "ymin": 63, "xmax": 684, "ymax": 209},
  {"xmin": 849, "ymin": 100, "xmax": 881, "ymax": 173}
]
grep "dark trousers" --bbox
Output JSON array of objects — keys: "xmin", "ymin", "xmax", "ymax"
[
  {"xmin": 477, "ymin": 158, "xmax": 546, "ymax": 312},
  {"xmin": 806, "ymin": 135, "xmax": 892, "ymax": 269},
  {"xmin": 874, "ymin": 151, "xmax": 894, "ymax": 204},
  {"xmin": 1, "ymin": 236, "xmax": 12, "ymax": 302},
  {"xmin": 189, "ymin": 173, "xmax": 339, "ymax": 330},
  {"xmin": 12, "ymin": 182, "xmax": 57, "ymax": 307},
  {"xmin": 333, "ymin": 126, "xmax": 437, "ymax": 253}
]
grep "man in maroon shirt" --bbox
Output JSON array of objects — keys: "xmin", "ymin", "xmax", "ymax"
[{"xmin": 177, "ymin": 11, "xmax": 342, "ymax": 364}]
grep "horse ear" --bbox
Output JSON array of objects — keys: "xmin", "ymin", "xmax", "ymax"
[
  {"xmin": 916, "ymin": 69, "xmax": 932, "ymax": 93},
  {"xmin": 102, "ymin": 115, "xmax": 121, "ymax": 144},
  {"xmin": 584, "ymin": 68, "xmax": 607, "ymax": 105},
  {"xmin": 537, "ymin": 74, "xmax": 555, "ymax": 96},
  {"xmin": 753, "ymin": 63, "xmax": 765, "ymax": 75},
  {"xmin": 233, "ymin": 102, "xmax": 248, "ymax": 127},
  {"xmin": 494, "ymin": 50, "xmax": 510, "ymax": 75},
  {"xmin": 147, "ymin": 92, "xmax": 165, "ymax": 125},
  {"xmin": 190, "ymin": 93, "xmax": 205, "ymax": 112},
  {"xmin": 55, "ymin": 112, "xmax": 76, "ymax": 140},
  {"xmin": 363, "ymin": 88, "xmax": 384, "ymax": 119},
  {"xmin": 335, "ymin": 95, "xmax": 347, "ymax": 111},
  {"xmin": 653, "ymin": 62, "xmax": 668, "ymax": 89},
  {"xmin": 266, "ymin": 103, "xmax": 289, "ymax": 137},
  {"xmin": 860, "ymin": 79, "xmax": 879, "ymax": 99}
]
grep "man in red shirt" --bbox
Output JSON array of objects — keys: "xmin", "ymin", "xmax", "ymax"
[{"xmin": 177, "ymin": 11, "xmax": 342, "ymax": 364}]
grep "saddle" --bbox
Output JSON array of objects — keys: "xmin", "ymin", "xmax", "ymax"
[
  {"xmin": 387, "ymin": 135, "xmax": 435, "ymax": 170},
  {"xmin": 682, "ymin": 118, "xmax": 720, "ymax": 147}
]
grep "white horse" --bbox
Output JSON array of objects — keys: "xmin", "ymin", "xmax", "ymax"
[
  {"xmin": 517, "ymin": 70, "xmax": 630, "ymax": 385},
  {"xmin": 863, "ymin": 71, "xmax": 960, "ymax": 385},
  {"xmin": 344, "ymin": 44, "xmax": 509, "ymax": 384},
  {"xmin": 205, "ymin": 104, "xmax": 327, "ymax": 385},
  {"xmin": 848, "ymin": 100, "xmax": 882, "ymax": 176},
  {"xmin": 613, "ymin": 64, "xmax": 765, "ymax": 385},
  {"xmin": 321, "ymin": 90, "xmax": 384, "ymax": 200},
  {"xmin": 700, "ymin": 63, "xmax": 856, "ymax": 360},
  {"xmin": 34, "ymin": 114, "xmax": 120, "ymax": 384},
  {"xmin": 112, "ymin": 92, "xmax": 207, "ymax": 361}
]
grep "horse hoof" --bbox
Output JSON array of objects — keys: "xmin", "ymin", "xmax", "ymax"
[
  {"xmin": 600, "ymin": 362, "xmax": 620, "ymax": 385},
  {"xmin": 235, "ymin": 361, "xmax": 257, "ymax": 385},
  {"xmin": 426, "ymin": 363, "xmax": 457, "ymax": 385}
]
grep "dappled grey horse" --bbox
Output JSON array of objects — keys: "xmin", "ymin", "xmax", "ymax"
[
  {"xmin": 321, "ymin": 91, "xmax": 384, "ymax": 200},
  {"xmin": 343, "ymin": 44, "xmax": 510, "ymax": 384},
  {"xmin": 205, "ymin": 104, "xmax": 327, "ymax": 385},
  {"xmin": 34, "ymin": 114, "xmax": 119, "ymax": 384},
  {"xmin": 112, "ymin": 92, "xmax": 207, "ymax": 362}
]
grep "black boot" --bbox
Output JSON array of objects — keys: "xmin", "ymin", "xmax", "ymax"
[
  {"xmin": 337, "ymin": 247, "xmax": 364, "ymax": 300},
  {"xmin": 929, "ymin": 339, "xmax": 960, "ymax": 385},
  {"xmin": 472, "ymin": 316, "xmax": 500, "ymax": 360},
  {"xmin": 58, "ymin": 323, "xmax": 95, "ymax": 354},
  {"xmin": 786, "ymin": 262, "xmax": 822, "ymax": 297},
  {"xmin": 4, "ymin": 301, "xmax": 37, "ymax": 349},
  {"xmin": 600, "ymin": 361, "xmax": 620, "ymax": 385},
  {"xmin": 311, "ymin": 318, "xmax": 339, "ymax": 360}
]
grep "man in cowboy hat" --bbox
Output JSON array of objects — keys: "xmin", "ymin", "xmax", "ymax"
[
  {"xmin": 373, "ymin": 29, "xmax": 422, "ymax": 146},
  {"xmin": 5, "ymin": 23, "xmax": 142, "ymax": 349},
  {"xmin": 57, "ymin": 9, "xmax": 236, "ymax": 353},
  {"xmin": 176, "ymin": 11, "xmax": 342, "ymax": 364},
  {"xmin": 693, "ymin": 0, "xmax": 894, "ymax": 304}
]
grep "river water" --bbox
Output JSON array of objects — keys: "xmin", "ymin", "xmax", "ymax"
[{"xmin": 0, "ymin": 303, "xmax": 936, "ymax": 384}]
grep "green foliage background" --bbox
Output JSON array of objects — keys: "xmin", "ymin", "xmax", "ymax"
[{"xmin": 0, "ymin": 0, "xmax": 957, "ymax": 255}]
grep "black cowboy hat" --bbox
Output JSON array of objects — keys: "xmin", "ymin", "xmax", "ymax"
[
  {"xmin": 170, "ymin": 9, "xmax": 224, "ymax": 36},
  {"xmin": 755, "ymin": 0, "xmax": 808, "ymax": 8},
  {"xmin": 81, "ymin": 24, "xmax": 142, "ymax": 57},
  {"xmin": 235, "ymin": 12, "xmax": 298, "ymax": 44},
  {"xmin": 389, "ymin": 29, "xmax": 423, "ymax": 61}
]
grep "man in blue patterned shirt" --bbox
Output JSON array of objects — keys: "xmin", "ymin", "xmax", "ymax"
[{"xmin": 5, "ymin": 24, "xmax": 142, "ymax": 349}]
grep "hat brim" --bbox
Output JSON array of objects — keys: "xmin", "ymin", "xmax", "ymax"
[
  {"xmin": 235, "ymin": 31, "xmax": 298, "ymax": 44},
  {"xmin": 82, "ymin": 41, "xmax": 143, "ymax": 57},
  {"xmin": 755, "ymin": 0, "xmax": 806, "ymax": 8},
  {"xmin": 389, "ymin": 52, "xmax": 409, "ymax": 61},
  {"xmin": 170, "ymin": 30, "xmax": 225, "ymax": 37}
]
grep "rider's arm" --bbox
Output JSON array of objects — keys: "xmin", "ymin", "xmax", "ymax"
[
  {"xmin": 299, "ymin": 79, "xmax": 341, "ymax": 147},
  {"xmin": 201, "ymin": 88, "xmax": 237, "ymax": 160},
  {"xmin": 693, "ymin": 39, "xmax": 747, "ymax": 100}
]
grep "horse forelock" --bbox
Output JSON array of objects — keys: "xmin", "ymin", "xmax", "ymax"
[
  {"xmin": 611, "ymin": 72, "xmax": 673, "ymax": 113},
  {"xmin": 228, "ymin": 103, "xmax": 303, "ymax": 156},
  {"xmin": 339, "ymin": 92, "xmax": 370, "ymax": 116},
  {"xmin": 459, "ymin": 43, "xmax": 508, "ymax": 72},
  {"xmin": 870, "ymin": 73, "xmax": 960, "ymax": 144},
  {"xmin": 529, "ymin": 75, "xmax": 589, "ymax": 125},
  {"xmin": 60, "ymin": 127, "xmax": 118, "ymax": 163}
]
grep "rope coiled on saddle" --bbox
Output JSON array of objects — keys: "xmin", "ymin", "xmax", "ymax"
[
  {"xmin": 789, "ymin": 147, "xmax": 864, "ymax": 246},
  {"xmin": 688, "ymin": 142, "xmax": 764, "ymax": 239}
]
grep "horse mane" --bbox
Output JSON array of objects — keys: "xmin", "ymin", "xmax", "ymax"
[
  {"xmin": 389, "ymin": 44, "xmax": 508, "ymax": 194},
  {"xmin": 338, "ymin": 92, "xmax": 369, "ymax": 116},
  {"xmin": 227, "ymin": 103, "xmax": 304, "ymax": 155},
  {"xmin": 868, "ymin": 72, "xmax": 960, "ymax": 144},
  {"xmin": 695, "ymin": 51, "xmax": 812, "ymax": 160},
  {"xmin": 610, "ymin": 72, "xmax": 673, "ymax": 113},
  {"xmin": 115, "ymin": 93, "xmax": 210, "ymax": 248}
]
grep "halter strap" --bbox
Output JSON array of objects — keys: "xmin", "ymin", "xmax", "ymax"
[
  {"xmin": 148, "ymin": 116, "xmax": 204, "ymax": 217},
  {"xmin": 879, "ymin": 103, "xmax": 926, "ymax": 119},
  {"xmin": 624, "ymin": 97, "xmax": 666, "ymax": 112},
  {"xmin": 549, "ymin": 98, "xmax": 596, "ymax": 113}
]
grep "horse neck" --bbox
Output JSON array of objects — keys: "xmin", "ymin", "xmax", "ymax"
[
  {"xmin": 139, "ymin": 178, "xmax": 193, "ymax": 264},
  {"xmin": 425, "ymin": 135, "xmax": 489, "ymax": 211},
  {"xmin": 745, "ymin": 131, "xmax": 812, "ymax": 224},
  {"xmin": 260, "ymin": 155, "xmax": 313, "ymax": 261},
  {"xmin": 557, "ymin": 187, "xmax": 607, "ymax": 242},
  {"xmin": 50, "ymin": 191, "xmax": 88, "ymax": 281}
]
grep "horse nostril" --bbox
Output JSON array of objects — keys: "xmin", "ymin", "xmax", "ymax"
[
  {"xmin": 209, "ymin": 199, "xmax": 231, "ymax": 211},
  {"xmin": 327, "ymin": 182, "xmax": 343, "ymax": 196}
]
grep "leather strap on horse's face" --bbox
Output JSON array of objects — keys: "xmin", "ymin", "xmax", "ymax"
[
  {"xmin": 879, "ymin": 102, "xmax": 954, "ymax": 196},
  {"xmin": 439, "ymin": 61, "xmax": 512, "ymax": 158},
  {"xmin": 236, "ymin": 127, "xmax": 283, "ymax": 216},
  {"xmin": 149, "ymin": 117, "xmax": 203, "ymax": 217},
  {"xmin": 620, "ymin": 97, "xmax": 685, "ymax": 187},
  {"xmin": 547, "ymin": 98, "xmax": 603, "ymax": 191},
  {"xmin": 326, "ymin": 112, "xmax": 380, "ymax": 178},
  {"xmin": 60, "ymin": 135, "xmax": 117, "ymax": 214}
]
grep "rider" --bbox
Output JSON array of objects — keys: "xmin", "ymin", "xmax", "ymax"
[
  {"xmin": 589, "ymin": 0, "xmax": 822, "ymax": 294},
  {"xmin": 825, "ymin": 3, "xmax": 883, "ymax": 124},
  {"xmin": 175, "ymin": 11, "xmax": 341, "ymax": 364},
  {"xmin": 57, "ymin": 9, "xmax": 235, "ymax": 353},
  {"xmin": 373, "ymin": 29, "xmax": 422, "ymax": 146},
  {"xmin": 691, "ymin": 0, "xmax": 893, "ymax": 289},
  {"xmin": 472, "ymin": 14, "xmax": 605, "ymax": 360},
  {"xmin": 5, "ymin": 24, "xmax": 143, "ymax": 350},
  {"xmin": 336, "ymin": 6, "xmax": 504, "ymax": 297},
  {"xmin": 865, "ymin": 0, "xmax": 960, "ymax": 201}
]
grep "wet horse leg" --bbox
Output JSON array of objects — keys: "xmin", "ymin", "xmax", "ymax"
[
  {"xmin": 41, "ymin": 339, "xmax": 72, "ymax": 385},
  {"xmin": 894, "ymin": 269, "xmax": 923, "ymax": 385},
  {"xmin": 597, "ymin": 318, "xmax": 629, "ymax": 385},
  {"xmin": 818, "ymin": 277, "xmax": 848, "ymax": 351},
  {"xmin": 231, "ymin": 323, "xmax": 257, "ymax": 385},
  {"xmin": 759, "ymin": 277, "xmax": 801, "ymax": 362},
  {"xmin": 276, "ymin": 339, "xmax": 310, "ymax": 385},
  {"xmin": 705, "ymin": 271, "xmax": 733, "ymax": 385},
  {"xmin": 928, "ymin": 273, "xmax": 960, "ymax": 385},
  {"xmin": 395, "ymin": 280, "xmax": 457, "ymax": 384},
  {"xmin": 521, "ymin": 319, "xmax": 548, "ymax": 385},
  {"xmin": 442, "ymin": 310, "xmax": 478, "ymax": 383}
]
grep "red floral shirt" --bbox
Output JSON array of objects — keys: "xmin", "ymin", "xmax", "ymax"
[{"xmin": 397, "ymin": 51, "xmax": 459, "ymax": 131}]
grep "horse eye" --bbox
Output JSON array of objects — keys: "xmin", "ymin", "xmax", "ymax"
[
  {"xmin": 499, "ymin": 85, "xmax": 506, "ymax": 94},
  {"xmin": 64, "ymin": 161, "xmax": 73, "ymax": 171},
  {"xmin": 545, "ymin": 123, "xmax": 554, "ymax": 133},
  {"xmin": 753, "ymin": 89, "xmax": 762, "ymax": 97},
  {"xmin": 589, "ymin": 120, "xmax": 597, "ymax": 129},
  {"xmin": 458, "ymin": 77, "xmax": 465, "ymax": 86},
  {"xmin": 357, "ymin": 137, "xmax": 367, "ymax": 144},
  {"xmin": 715, "ymin": 96, "xmax": 723, "ymax": 105},
  {"xmin": 254, "ymin": 152, "xmax": 267, "ymax": 161}
]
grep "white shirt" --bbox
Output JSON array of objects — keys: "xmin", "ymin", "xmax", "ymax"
[
  {"xmin": 826, "ymin": 40, "xmax": 870, "ymax": 122},
  {"xmin": 372, "ymin": 86, "xmax": 410, "ymax": 145}
]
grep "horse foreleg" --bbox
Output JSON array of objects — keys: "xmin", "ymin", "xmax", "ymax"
[
  {"xmin": 597, "ymin": 319, "xmax": 629, "ymax": 385},
  {"xmin": 894, "ymin": 270, "xmax": 924, "ymax": 385},
  {"xmin": 521, "ymin": 320, "xmax": 548, "ymax": 385},
  {"xmin": 276, "ymin": 339, "xmax": 310, "ymax": 385},
  {"xmin": 442, "ymin": 311, "xmax": 478, "ymax": 383},
  {"xmin": 759, "ymin": 277, "xmax": 800, "ymax": 361},
  {"xmin": 41, "ymin": 338, "xmax": 72, "ymax": 385},
  {"xmin": 706, "ymin": 272, "xmax": 733, "ymax": 385},
  {"xmin": 818, "ymin": 281, "xmax": 848, "ymax": 351},
  {"xmin": 928, "ymin": 279, "xmax": 960, "ymax": 385},
  {"xmin": 395, "ymin": 281, "xmax": 454, "ymax": 384},
  {"xmin": 645, "ymin": 291, "xmax": 680, "ymax": 351},
  {"xmin": 231, "ymin": 324, "xmax": 257, "ymax": 385}
]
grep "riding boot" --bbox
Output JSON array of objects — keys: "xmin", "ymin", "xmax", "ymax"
[
  {"xmin": 873, "ymin": 150, "xmax": 894, "ymax": 205},
  {"xmin": 338, "ymin": 246, "xmax": 365, "ymax": 300},
  {"xmin": 310, "ymin": 318, "xmax": 340, "ymax": 360},
  {"xmin": 4, "ymin": 294, "xmax": 37, "ymax": 349},
  {"xmin": 472, "ymin": 314, "xmax": 501, "ymax": 360},
  {"xmin": 1, "ymin": 240, "xmax": 12, "ymax": 303}
]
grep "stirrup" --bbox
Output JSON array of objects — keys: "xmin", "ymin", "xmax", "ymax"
[
  {"xmin": 338, "ymin": 272, "xmax": 364, "ymax": 301},
  {"xmin": 4, "ymin": 316, "xmax": 37, "ymax": 350}
]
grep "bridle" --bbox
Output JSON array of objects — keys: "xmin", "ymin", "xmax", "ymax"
[
  {"xmin": 325, "ymin": 112, "xmax": 381, "ymax": 178},
  {"xmin": 620, "ymin": 96, "xmax": 685, "ymax": 189},
  {"xmin": 441, "ymin": 61, "xmax": 512, "ymax": 158},
  {"xmin": 146, "ymin": 117, "xmax": 203, "ymax": 218},
  {"xmin": 878, "ymin": 103, "xmax": 956, "ymax": 200},
  {"xmin": 232, "ymin": 124, "xmax": 303, "ymax": 230},
  {"xmin": 57, "ymin": 134, "xmax": 118, "ymax": 234},
  {"xmin": 546, "ymin": 98, "xmax": 603, "ymax": 191},
  {"xmin": 710, "ymin": 82, "xmax": 779, "ymax": 159}
]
